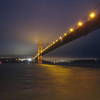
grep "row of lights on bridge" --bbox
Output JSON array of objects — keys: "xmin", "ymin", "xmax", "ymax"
[{"xmin": 42, "ymin": 12, "xmax": 96, "ymax": 53}]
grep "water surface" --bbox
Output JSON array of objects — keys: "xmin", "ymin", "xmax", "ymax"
[{"xmin": 0, "ymin": 64, "xmax": 100, "ymax": 100}]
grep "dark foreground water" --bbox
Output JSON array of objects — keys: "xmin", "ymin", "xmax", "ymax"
[{"xmin": 0, "ymin": 64, "xmax": 100, "ymax": 100}]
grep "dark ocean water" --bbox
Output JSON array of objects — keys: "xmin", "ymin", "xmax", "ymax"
[{"xmin": 0, "ymin": 63, "xmax": 100, "ymax": 100}]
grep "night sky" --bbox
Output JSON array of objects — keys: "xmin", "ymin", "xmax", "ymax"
[{"xmin": 0, "ymin": 0, "xmax": 100, "ymax": 58}]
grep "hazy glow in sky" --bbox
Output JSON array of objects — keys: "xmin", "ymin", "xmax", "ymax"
[{"xmin": 0, "ymin": 0, "xmax": 100, "ymax": 57}]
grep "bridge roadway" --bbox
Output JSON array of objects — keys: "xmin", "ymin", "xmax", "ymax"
[{"xmin": 34, "ymin": 13, "xmax": 100, "ymax": 59}]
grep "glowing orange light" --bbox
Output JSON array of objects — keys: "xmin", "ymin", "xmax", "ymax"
[
  {"xmin": 64, "ymin": 33, "xmax": 67, "ymax": 36},
  {"xmin": 69, "ymin": 28, "xmax": 74, "ymax": 32},
  {"xmin": 59, "ymin": 36, "xmax": 63, "ymax": 40},
  {"xmin": 46, "ymin": 47, "xmax": 48, "ymax": 49},
  {"xmin": 56, "ymin": 39, "xmax": 58, "ymax": 42},
  {"xmin": 53, "ymin": 42, "xmax": 55, "ymax": 44},
  {"xmin": 77, "ymin": 21, "xmax": 83, "ymax": 27},
  {"xmin": 89, "ymin": 12, "xmax": 96, "ymax": 19}
]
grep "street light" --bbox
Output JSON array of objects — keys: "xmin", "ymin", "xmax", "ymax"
[
  {"xmin": 59, "ymin": 36, "xmax": 63, "ymax": 40},
  {"xmin": 64, "ymin": 33, "xmax": 67, "ymax": 36},
  {"xmin": 89, "ymin": 12, "xmax": 96, "ymax": 19},
  {"xmin": 69, "ymin": 28, "xmax": 74, "ymax": 32},
  {"xmin": 56, "ymin": 39, "xmax": 58, "ymax": 42},
  {"xmin": 53, "ymin": 41, "xmax": 55, "ymax": 44},
  {"xmin": 77, "ymin": 21, "xmax": 83, "ymax": 27}
]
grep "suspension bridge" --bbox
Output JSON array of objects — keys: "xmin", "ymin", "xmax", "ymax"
[{"xmin": 33, "ymin": 11, "xmax": 100, "ymax": 64}]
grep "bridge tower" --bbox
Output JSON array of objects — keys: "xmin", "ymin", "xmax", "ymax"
[{"xmin": 37, "ymin": 42, "xmax": 43, "ymax": 64}]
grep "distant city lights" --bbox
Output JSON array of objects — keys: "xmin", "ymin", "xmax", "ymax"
[
  {"xmin": 27, "ymin": 58, "xmax": 32, "ymax": 62},
  {"xmin": 18, "ymin": 58, "xmax": 32, "ymax": 62}
]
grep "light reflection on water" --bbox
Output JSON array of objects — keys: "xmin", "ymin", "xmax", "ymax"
[{"xmin": 0, "ymin": 64, "xmax": 100, "ymax": 100}]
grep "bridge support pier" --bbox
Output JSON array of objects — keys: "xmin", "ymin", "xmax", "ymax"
[
  {"xmin": 38, "ymin": 54, "xmax": 42, "ymax": 64},
  {"xmin": 37, "ymin": 42, "xmax": 43, "ymax": 64}
]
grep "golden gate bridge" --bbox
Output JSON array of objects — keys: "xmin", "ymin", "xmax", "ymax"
[{"xmin": 33, "ymin": 11, "xmax": 100, "ymax": 64}]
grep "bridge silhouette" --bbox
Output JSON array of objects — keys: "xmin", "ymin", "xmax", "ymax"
[{"xmin": 33, "ymin": 12, "xmax": 100, "ymax": 63}]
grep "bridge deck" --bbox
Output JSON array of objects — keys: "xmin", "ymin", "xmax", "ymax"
[{"xmin": 34, "ymin": 13, "xmax": 100, "ymax": 59}]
